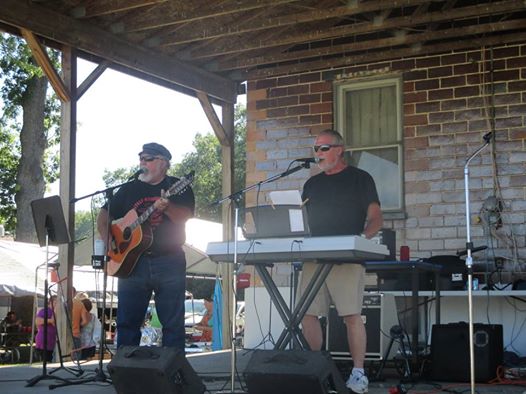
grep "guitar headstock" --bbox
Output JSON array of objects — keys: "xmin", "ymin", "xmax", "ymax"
[{"xmin": 165, "ymin": 171, "xmax": 195, "ymax": 198}]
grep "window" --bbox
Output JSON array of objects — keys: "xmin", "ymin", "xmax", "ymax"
[{"xmin": 334, "ymin": 76, "xmax": 403, "ymax": 213}]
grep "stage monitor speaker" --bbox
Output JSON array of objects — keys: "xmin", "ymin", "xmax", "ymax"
[
  {"xmin": 430, "ymin": 322, "xmax": 503, "ymax": 382},
  {"xmin": 326, "ymin": 293, "xmax": 398, "ymax": 360},
  {"xmin": 244, "ymin": 350, "xmax": 347, "ymax": 394},
  {"xmin": 107, "ymin": 346, "xmax": 205, "ymax": 394}
]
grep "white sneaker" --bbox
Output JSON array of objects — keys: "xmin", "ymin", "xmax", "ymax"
[{"xmin": 346, "ymin": 371, "xmax": 369, "ymax": 393}]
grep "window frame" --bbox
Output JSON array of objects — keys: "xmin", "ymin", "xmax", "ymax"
[{"xmin": 334, "ymin": 75, "xmax": 405, "ymax": 215}]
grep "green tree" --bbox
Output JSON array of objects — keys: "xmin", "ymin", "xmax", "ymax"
[
  {"xmin": 0, "ymin": 33, "xmax": 61, "ymax": 240},
  {"xmin": 174, "ymin": 103, "xmax": 246, "ymax": 221},
  {"xmin": 94, "ymin": 103, "xmax": 247, "ymax": 224}
]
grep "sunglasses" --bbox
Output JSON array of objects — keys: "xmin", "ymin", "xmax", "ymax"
[
  {"xmin": 139, "ymin": 155, "xmax": 161, "ymax": 162},
  {"xmin": 313, "ymin": 144, "xmax": 342, "ymax": 153}
]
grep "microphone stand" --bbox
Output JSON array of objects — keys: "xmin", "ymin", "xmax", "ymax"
[
  {"xmin": 463, "ymin": 132, "xmax": 492, "ymax": 394},
  {"xmin": 212, "ymin": 160, "xmax": 312, "ymax": 394},
  {"xmin": 50, "ymin": 179, "xmax": 135, "ymax": 389}
]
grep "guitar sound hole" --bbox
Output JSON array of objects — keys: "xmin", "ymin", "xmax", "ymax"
[{"xmin": 123, "ymin": 227, "xmax": 131, "ymax": 240}]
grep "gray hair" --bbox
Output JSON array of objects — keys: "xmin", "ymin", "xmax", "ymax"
[{"xmin": 319, "ymin": 129, "xmax": 344, "ymax": 145}]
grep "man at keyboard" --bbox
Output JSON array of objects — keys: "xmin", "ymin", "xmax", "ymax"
[{"xmin": 299, "ymin": 129, "xmax": 383, "ymax": 393}]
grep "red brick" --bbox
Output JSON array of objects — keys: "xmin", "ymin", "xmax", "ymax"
[
  {"xmin": 441, "ymin": 98, "xmax": 466, "ymax": 111},
  {"xmin": 255, "ymin": 79, "xmax": 277, "ymax": 89},
  {"xmin": 404, "ymin": 126, "xmax": 416, "ymax": 138},
  {"xmin": 321, "ymin": 114, "xmax": 332, "ymax": 124},
  {"xmin": 268, "ymin": 86, "xmax": 288, "ymax": 98},
  {"xmin": 441, "ymin": 76, "xmax": 466, "ymax": 88},
  {"xmin": 288, "ymin": 85, "xmax": 309, "ymax": 95},
  {"xmin": 510, "ymin": 175, "xmax": 526, "ymax": 187},
  {"xmin": 416, "ymin": 124, "xmax": 441, "ymax": 136},
  {"xmin": 299, "ymin": 94, "xmax": 321, "ymax": 104},
  {"xmin": 405, "ymin": 136, "xmax": 429, "ymax": 148},
  {"xmin": 405, "ymin": 103, "xmax": 415, "ymax": 115},
  {"xmin": 256, "ymin": 116, "xmax": 298, "ymax": 129},
  {"xmin": 415, "ymin": 101, "xmax": 440, "ymax": 113},
  {"xmin": 495, "ymin": 117, "xmax": 523, "ymax": 128},
  {"xmin": 429, "ymin": 111, "xmax": 454, "ymax": 123},
  {"xmin": 415, "ymin": 79, "xmax": 439, "ymax": 91},
  {"xmin": 481, "ymin": 59, "xmax": 506, "ymax": 71},
  {"xmin": 311, "ymin": 102, "xmax": 332, "ymax": 114},
  {"xmin": 455, "ymin": 108, "xmax": 483, "ymax": 121},
  {"xmin": 405, "ymin": 91, "xmax": 427, "ymax": 103},
  {"xmin": 507, "ymin": 57, "xmax": 526, "ymax": 68},
  {"xmin": 405, "ymin": 114, "xmax": 428, "ymax": 126},
  {"xmin": 416, "ymin": 56, "xmax": 440, "ymax": 68},
  {"xmin": 392, "ymin": 59, "xmax": 415, "ymax": 70},
  {"xmin": 405, "ymin": 159, "xmax": 430, "ymax": 171},
  {"xmin": 429, "ymin": 88, "xmax": 453, "ymax": 100},
  {"xmin": 468, "ymin": 120, "xmax": 489, "ymax": 132},
  {"xmin": 493, "ymin": 46, "xmax": 520, "ymax": 59},
  {"xmin": 299, "ymin": 72, "xmax": 321, "ymax": 83},
  {"xmin": 510, "ymin": 129, "xmax": 526, "ymax": 139},
  {"xmin": 454, "ymin": 63, "xmax": 478, "ymax": 75},
  {"xmin": 455, "ymin": 86, "xmax": 479, "ymax": 98},
  {"xmin": 442, "ymin": 53, "xmax": 466, "ymax": 65},
  {"xmin": 299, "ymin": 114, "xmax": 321, "ymax": 125},
  {"xmin": 405, "ymin": 70, "xmax": 428, "ymax": 81},
  {"xmin": 466, "ymin": 74, "xmax": 482, "ymax": 85},
  {"xmin": 429, "ymin": 66, "xmax": 453, "ymax": 78},
  {"xmin": 494, "ymin": 93, "xmax": 521, "ymax": 105},
  {"xmin": 310, "ymin": 81, "xmax": 332, "ymax": 93},
  {"xmin": 509, "ymin": 104, "xmax": 526, "ymax": 116},
  {"xmin": 509, "ymin": 81, "xmax": 526, "ymax": 92},
  {"xmin": 405, "ymin": 181, "xmax": 431, "ymax": 193},
  {"xmin": 277, "ymin": 75, "xmax": 299, "ymax": 86},
  {"xmin": 321, "ymin": 92, "xmax": 332, "ymax": 102},
  {"xmin": 276, "ymin": 96, "xmax": 299, "ymax": 107},
  {"xmin": 404, "ymin": 81, "xmax": 415, "ymax": 93},
  {"xmin": 467, "ymin": 97, "xmax": 485, "ymax": 108},
  {"xmin": 267, "ymin": 105, "xmax": 309, "ymax": 118},
  {"xmin": 492, "ymin": 70, "xmax": 520, "ymax": 82},
  {"xmin": 443, "ymin": 122, "xmax": 467, "ymax": 133}
]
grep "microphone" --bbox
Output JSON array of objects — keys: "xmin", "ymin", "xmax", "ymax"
[
  {"xmin": 483, "ymin": 131, "xmax": 493, "ymax": 143},
  {"xmin": 129, "ymin": 168, "xmax": 146, "ymax": 180},
  {"xmin": 295, "ymin": 157, "xmax": 319, "ymax": 164}
]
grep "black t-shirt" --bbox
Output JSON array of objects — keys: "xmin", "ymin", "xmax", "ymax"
[
  {"xmin": 302, "ymin": 166, "xmax": 380, "ymax": 236},
  {"xmin": 107, "ymin": 176, "xmax": 195, "ymax": 255}
]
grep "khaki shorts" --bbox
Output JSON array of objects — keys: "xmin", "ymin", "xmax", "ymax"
[{"xmin": 297, "ymin": 261, "xmax": 365, "ymax": 317}]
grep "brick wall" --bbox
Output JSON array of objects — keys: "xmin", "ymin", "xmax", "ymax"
[{"xmin": 246, "ymin": 42, "xmax": 526, "ymax": 264}]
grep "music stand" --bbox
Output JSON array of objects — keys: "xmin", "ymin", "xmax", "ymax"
[{"xmin": 26, "ymin": 195, "xmax": 72, "ymax": 388}]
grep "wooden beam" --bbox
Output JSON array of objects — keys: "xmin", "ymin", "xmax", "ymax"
[
  {"xmin": 187, "ymin": 0, "xmax": 526, "ymax": 60},
  {"xmin": 77, "ymin": 60, "xmax": 110, "ymax": 100},
  {"xmin": 247, "ymin": 31, "xmax": 526, "ymax": 79},
  {"xmin": 70, "ymin": 0, "xmax": 168, "ymax": 18},
  {"xmin": 0, "ymin": 0, "xmax": 237, "ymax": 104},
  {"xmin": 159, "ymin": 0, "xmax": 431, "ymax": 47},
  {"xmin": 122, "ymin": 0, "xmax": 299, "ymax": 33},
  {"xmin": 216, "ymin": 19, "xmax": 526, "ymax": 72},
  {"xmin": 20, "ymin": 28, "xmax": 70, "ymax": 102},
  {"xmin": 196, "ymin": 91, "xmax": 231, "ymax": 146}
]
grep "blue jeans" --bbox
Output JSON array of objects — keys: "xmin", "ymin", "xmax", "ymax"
[{"xmin": 117, "ymin": 253, "xmax": 186, "ymax": 349}]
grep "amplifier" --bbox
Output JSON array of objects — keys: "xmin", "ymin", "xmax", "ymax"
[
  {"xmin": 430, "ymin": 322, "xmax": 503, "ymax": 382},
  {"xmin": 325, "ymin": 293, "xmax": 398, "ymax": 360}
]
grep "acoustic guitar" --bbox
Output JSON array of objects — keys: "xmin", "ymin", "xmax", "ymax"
[{"xmin": 106, "ymin": 172, "xmax": 194, "ymax": 278}]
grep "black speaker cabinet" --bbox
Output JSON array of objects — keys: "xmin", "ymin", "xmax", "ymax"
[
  {"xmin": 107, "ymin": 346, "xmax": 205, "ymax": 394},
  {"xmin": 326, "ymin": 293, "xmax": 398, "ymax": 360},
  {"xmin": 244, "ymin": 350, "xmax": 347, "ymax": 394},
  {"xmin": 430, "ymin": 322, "xmax": 503, "ymax": 382}
]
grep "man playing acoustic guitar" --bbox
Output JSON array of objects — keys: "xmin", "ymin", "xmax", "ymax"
[{"xmin": 97, "ymin": 142, "xmax": 195, "ymax": 350}]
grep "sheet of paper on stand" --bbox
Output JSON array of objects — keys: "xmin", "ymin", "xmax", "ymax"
[{"xmin": 268, "ymin": 190, "xmax": 303, "ymax": 206}]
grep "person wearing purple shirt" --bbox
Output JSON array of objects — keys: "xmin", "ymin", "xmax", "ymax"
[{"xmin": 35, "ymin": 295, "xmax": 58, "ymax": 362}]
